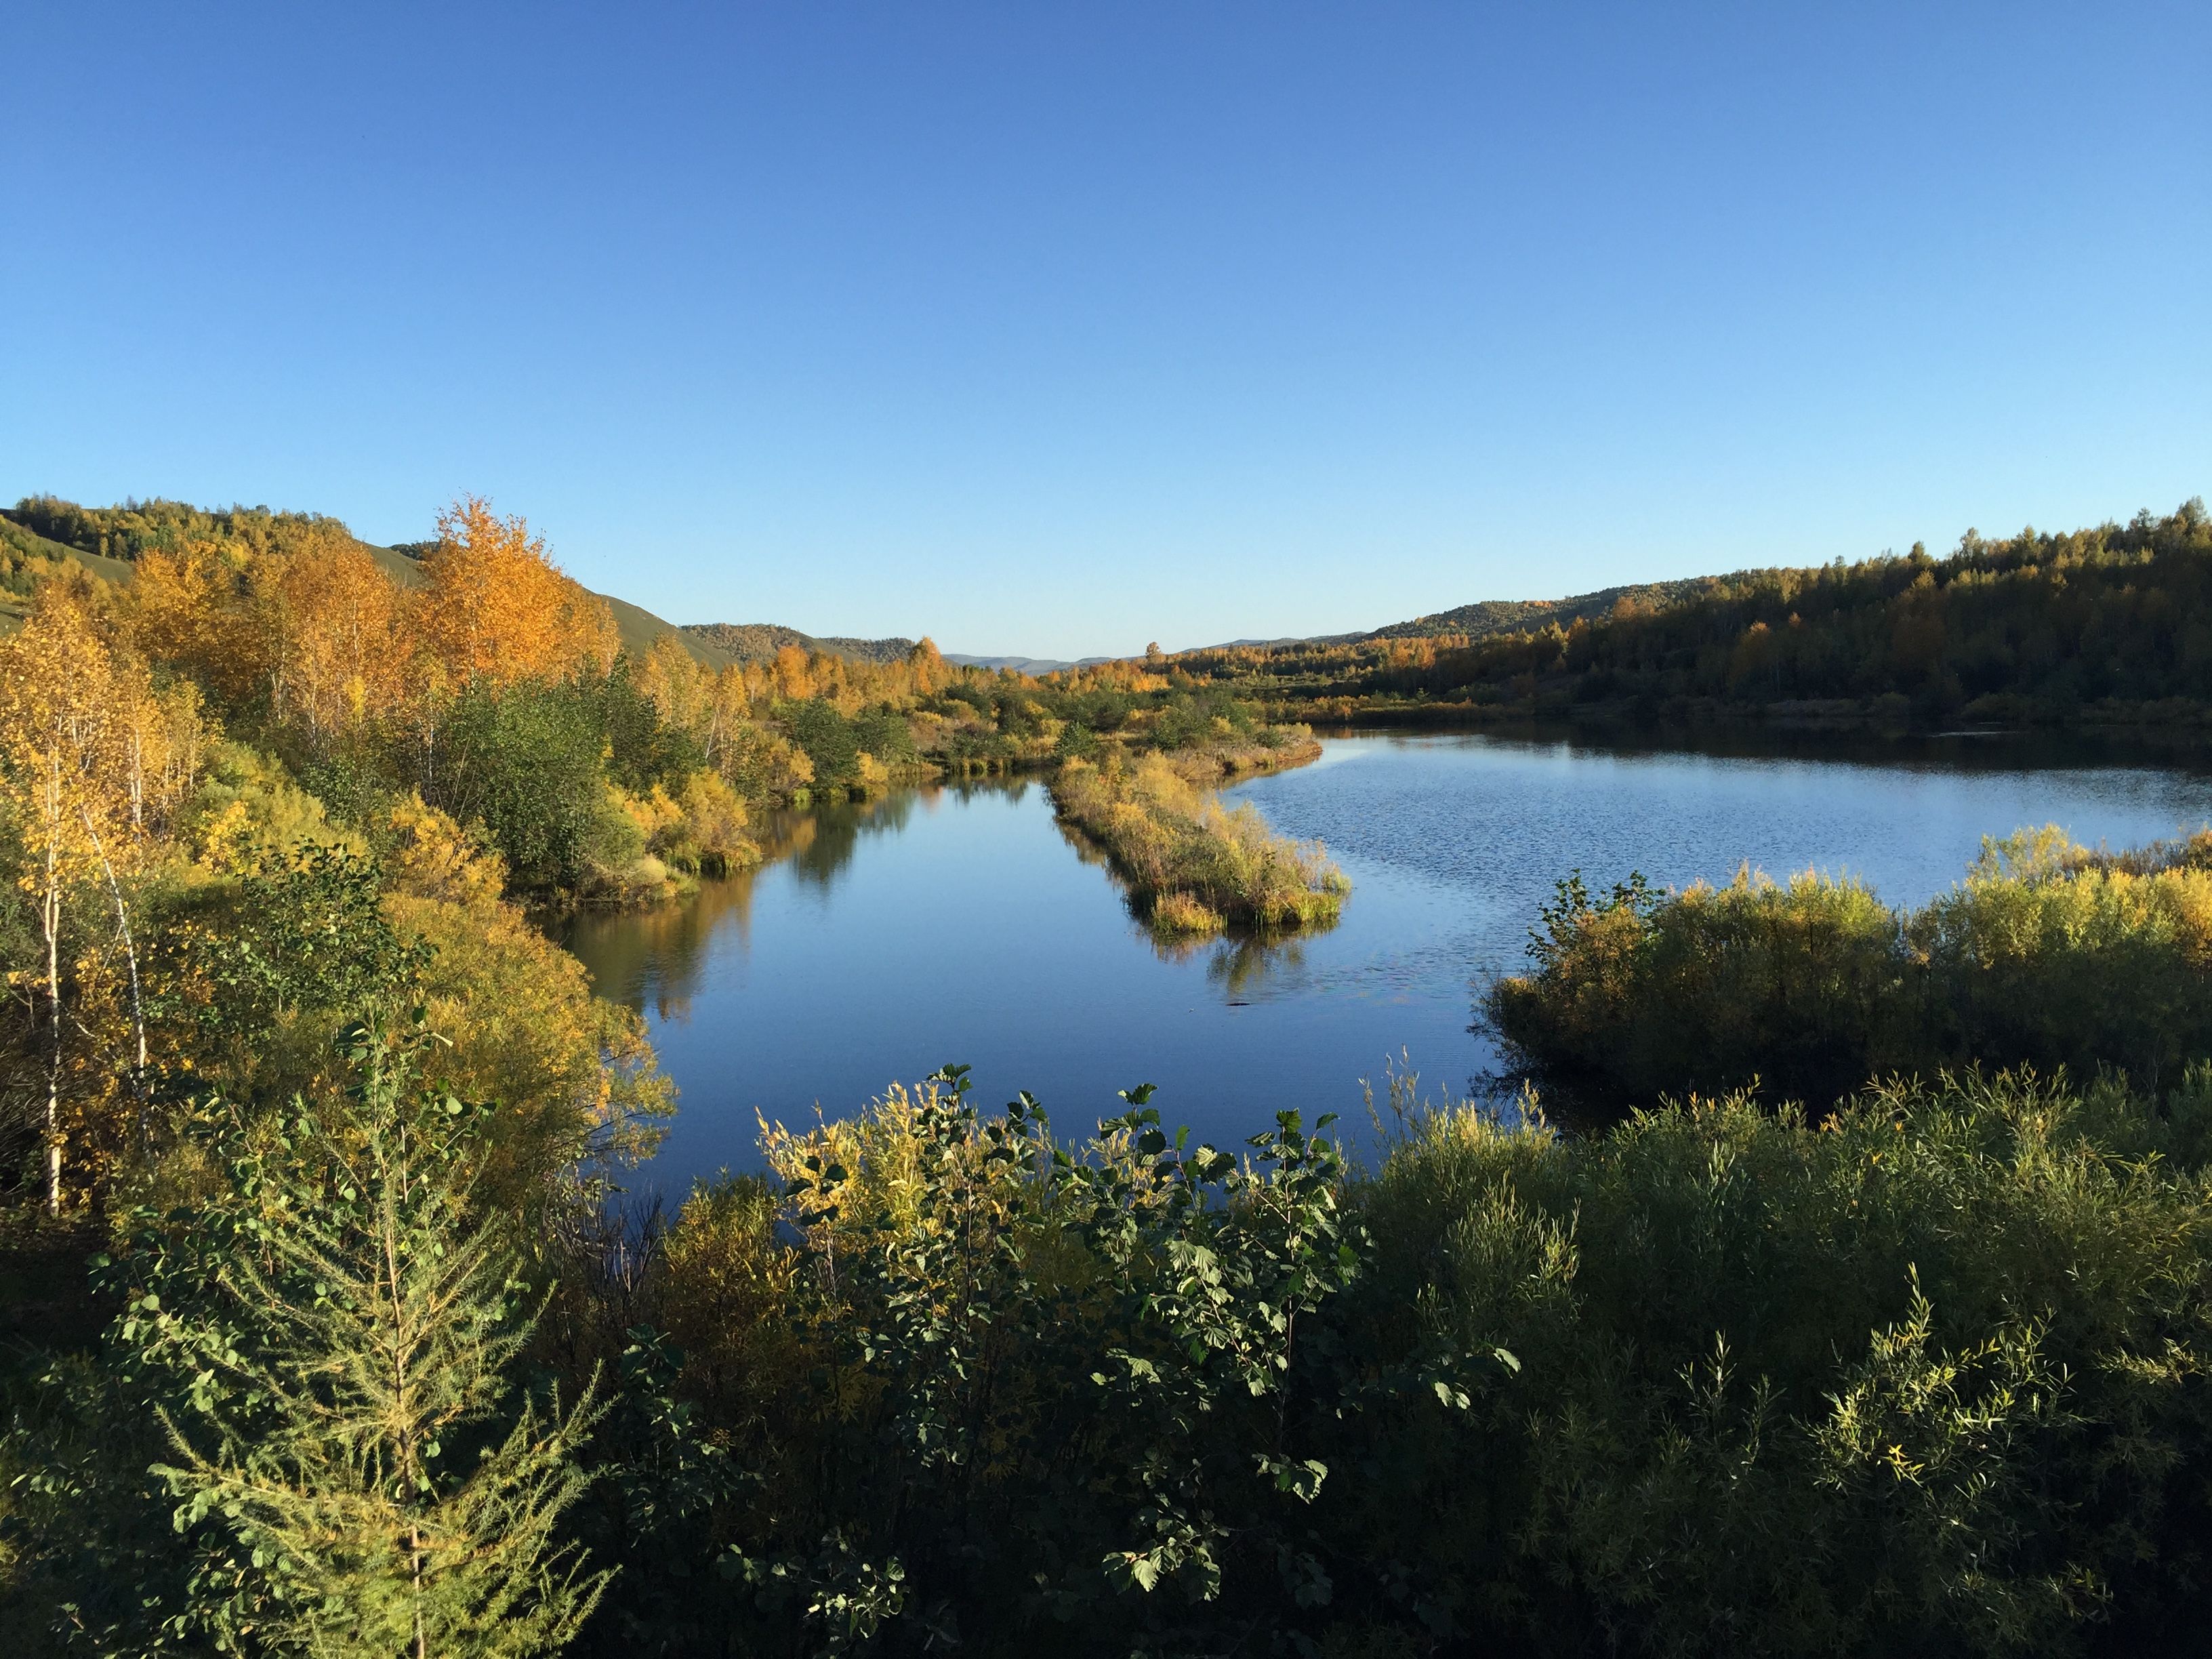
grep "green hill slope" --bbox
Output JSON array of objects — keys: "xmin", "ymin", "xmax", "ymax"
[{"xmin": 1, "ymin": 514, "xmax": 134, "ymax": 631}]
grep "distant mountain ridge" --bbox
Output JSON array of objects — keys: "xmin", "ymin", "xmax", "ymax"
[{"xmin": 676, "ymin": 578, "xmax": 1738, "ymax": 676}]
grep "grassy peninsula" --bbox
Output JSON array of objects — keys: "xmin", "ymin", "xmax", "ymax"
[{"xmin": 1052, "ymin": 750, "xmax": 1345, "ymax": 936}]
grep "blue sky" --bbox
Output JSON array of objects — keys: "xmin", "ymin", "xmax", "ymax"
[{"xmin": 5, "ymin": 3, "xmax": 2206, "ymax": 659}]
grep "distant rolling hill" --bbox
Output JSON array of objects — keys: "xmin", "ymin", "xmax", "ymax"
[
  {"xmin": 9, "ymin": 498, "xmax": 1727, "ymax": 676},
  {"xmin": 1177, "ymin": 580, "xmax": 1724, "ymax": 655},
  {"xmin": 682, "ymin": 625, "xmax": 1120, "ymax": 678},
  {"xmin": 943, "ymin": 653, "xmax": 1099, "ymax": 674}
]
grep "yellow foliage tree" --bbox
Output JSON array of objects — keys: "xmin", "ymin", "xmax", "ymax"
[
  {"xmin": 0, "ymin": 580, "xmax": 198, "ymax": 1208},
  {"xmin": 130, "ymin": 537, "xmax": 268, "ymax": 708},
  {"xmin": 266, "ymin": 529, "xmax": 411, "ymax": 740},
  {"xmin": 770, "ymin": 643, "xmax": 813, "ymax": 702},
  {"xmin": 417, "ymin": 497, "xmax": 619, "ymax": 689},
  {"xmin": 635, "ymin": 632, "xmax": 710, "ymax": 740}
]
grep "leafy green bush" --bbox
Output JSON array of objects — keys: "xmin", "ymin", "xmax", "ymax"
[
  {"xmin": 560, "ymin": 1069, "xmax": 1363, "ymax": 1657},
  {"xmin": 434, "ymin": 681, "xmax": 618, "ymax": 893}
]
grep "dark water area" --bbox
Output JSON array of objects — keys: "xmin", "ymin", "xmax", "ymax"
[{"xmin": 561, "ymin": 726, "xmax": 2212, "ymax": 1193}]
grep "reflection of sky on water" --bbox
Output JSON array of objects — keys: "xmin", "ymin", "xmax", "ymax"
[{"xmin": 561, "ymin": 728, "xmax": 2212, "ymax": 1194}]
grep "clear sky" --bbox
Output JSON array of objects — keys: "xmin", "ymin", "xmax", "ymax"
[{"xmin": 5, "ymin": 3, "xmax": 2207, "ymax": 659}]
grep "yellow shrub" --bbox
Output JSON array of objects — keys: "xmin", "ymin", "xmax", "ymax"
[
  {"xmin": 1151, "ymin": 891, "xmax": 1225, "ymax": 937},
  {"xmin": 386, "ymin": 792, "xmax": 508, "ymax": 907}
]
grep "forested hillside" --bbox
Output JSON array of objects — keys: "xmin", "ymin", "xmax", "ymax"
[
  {"xmin": 1179, "ymin": 499, "xmax": 2212, "ymax": 726},
  {"xmin": 1361, "ymin": 574, "xmax": 1719, "ymax": 643}
]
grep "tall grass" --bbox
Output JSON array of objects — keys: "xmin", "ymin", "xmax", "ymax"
[{"xmin": 1050, "ymin": 752, "xmax": 1349, "ymax": 936}]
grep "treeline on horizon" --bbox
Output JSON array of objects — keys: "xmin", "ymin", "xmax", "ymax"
[{"xmin": 1172, "ymin": 497, "xmax": 2212, "ymax": 726}]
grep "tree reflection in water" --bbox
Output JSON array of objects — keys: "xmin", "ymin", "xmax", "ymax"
[{"xmin": 560, "ymin": 783, "xmax": 1028, "ymax": 1020}]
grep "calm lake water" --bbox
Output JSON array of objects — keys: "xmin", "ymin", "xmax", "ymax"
[{"xmin": 562, "ymin": 727, "xmax": 2212, "ymax": 1193}]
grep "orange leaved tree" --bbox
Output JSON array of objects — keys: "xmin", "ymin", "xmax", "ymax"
[
  {"xmin": 267, "ymin": 531, "xmax": 411, "ymax": 743},
  {"xmin": 417, "ymin": 498, "xmax": 619, "ymax": 690}
]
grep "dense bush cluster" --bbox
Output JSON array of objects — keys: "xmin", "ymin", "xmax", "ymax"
[
  {"xmin": 1488, "ymin": 828, "xmax": 2212, "ymax": 1113},
  {"xmin": 12, "ymin": 1043, "xmax": 2210, "ymax": 1658}
]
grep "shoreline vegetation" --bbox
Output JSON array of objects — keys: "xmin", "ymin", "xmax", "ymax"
[
  {"xmin": 0, "ymin": 494, "xmax": 1341, "ymax": 923},
  {"xmin": 1488, "ymin": 825, "xmax": 2212, "ymax": 1119}
]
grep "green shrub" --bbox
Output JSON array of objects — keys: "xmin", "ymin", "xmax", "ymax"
[{"xmin": 434, "ymin": 682, "xmax": 613, "ymax": 893}]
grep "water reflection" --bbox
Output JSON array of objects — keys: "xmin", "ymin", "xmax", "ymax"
[
  {"xmin": 773, "ymin": 788, "xmax": 927, "ymax": 890},
  {"xmin": 567, "ymin": 788, "xmax": 981, "ymax": 1019},
  {"xmin": 562, "ymin": 874, "xmax": 764, "ymax": 1023},
  {"xmin": 561, "ymin": 725, "xmax": 2212, "ymax": 1192}
]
